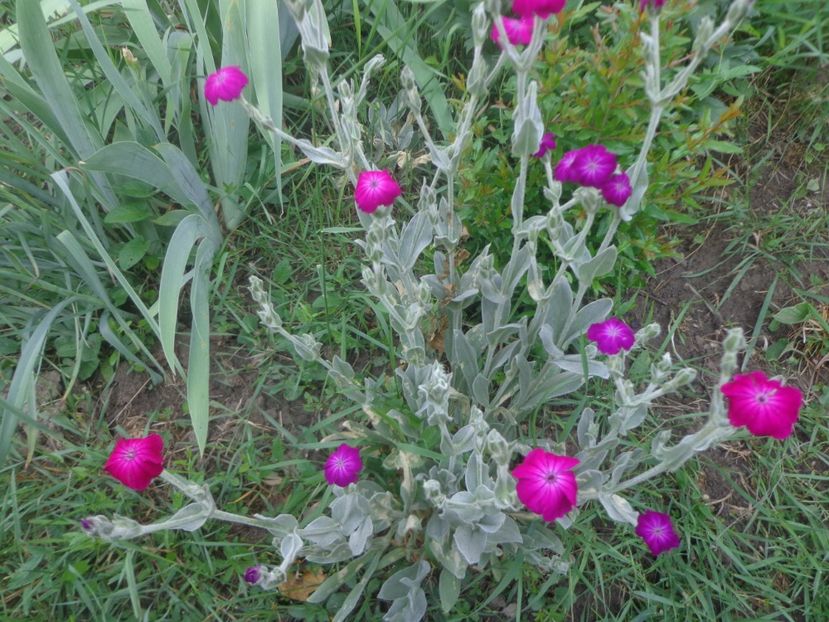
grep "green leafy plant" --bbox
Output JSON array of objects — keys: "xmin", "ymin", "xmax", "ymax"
[{"xmin": 1, "ymin": 0, "xmax": 293, "ymax": 457}]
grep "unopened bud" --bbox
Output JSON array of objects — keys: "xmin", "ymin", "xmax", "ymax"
[
  {"xmin": 121, "ymin": 47, "xmax": 138, "ymax": 66},
  {"xmin": 471, "ymin": 3, "xmax": 489, "ymax": 47}
]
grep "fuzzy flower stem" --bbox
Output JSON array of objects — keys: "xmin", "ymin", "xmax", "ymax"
[
  {"xmin": 319, "ymin": 68, "xmax": 348, "ymax": 157},
  {"xmin": 485, "ymin": 53, "xmax": 507, "ymax": 88},
  {"xmin": 412, "ymin": 108, "xmax": 445, "ymax": 172},
  {"xmin": 212, "ymin": 510, "xmax": 279, "ymax": 531},
  {"xmin": 240, "ymin": 97, "xmax": 307, "ymax": 152}
]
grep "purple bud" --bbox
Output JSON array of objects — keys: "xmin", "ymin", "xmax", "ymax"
[
  {"xmin": 80, "ymin": 518, "xmax": 93, "ymax": 533},
  {"xmin": 244, "ymin": 565, "xmax": 262, "ymax": 585},
  {"xmin": 640, "ymin": 0, "xmax": 666, "ymax": 12}
]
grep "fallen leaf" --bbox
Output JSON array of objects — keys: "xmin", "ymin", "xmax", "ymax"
[{"xmin": 278, "ymin": 568, "xmax": 326, "ymax": 602}]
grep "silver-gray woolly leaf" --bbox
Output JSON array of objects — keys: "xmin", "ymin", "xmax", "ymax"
[
  {"xmin": 598, "ymin": 493, "xmax": 639, "ymax": 525},
  {"xmin": 376, "ymin": 561, "xmax": 431, "ymax": 621},
  {"xmin": 280, "ymin": 531, "xmax": 304, "ymax": 563},
  {"xmin": 609, "ymin": 449, "xmax": 645, "ymax": 486},
  {"xmin": 304, "ymin": 541, "xmax": 355, "ymax": 564},
  {"xmin": 576, "ymin": 407, "xmax": 596, "ymax": 448},
  {"xmin": 450, "ymin": 329, "xmax": 481, "ymax": 391},
  {"xmin": 300, "ymin": 516, "xmax": 343, "ymax": 547},
  {"xmin": 294, "ymin": 138, "xmax": 346, "ymax": 168},
  {"xmin": 378, "ymin": 560, "xmax": 431, "ymax": 601},
  {"xmin": 471, "ymin": 373, "xmax": 491, "ymax": 407},
  {"xmin": 562, "ymin": 298, "xmax": 613, "ymax": 347},
  {"xmin": 618, "ymin": 404, "xmax": 649, "ymax": 435},
  {"xmin": 291, "ymin": 333, "xmax": 322, "ymax": 361},
  {"xmin": 574, "ymin": 246, "xmax": 618, "ymax": 284},
  {"xmin": 453, "ymin": 524, "xmax": 486, "ymax": 564},
  {"xmin": 348, "ymin": 518, "xmax": 373, "ymax": 556},
  {"xmin": 549, "ymin": 353, "xmax": 609, "ymax": 379},
  {"xmin": 535, "ymin": 277, "xmax": 574, "ymax": 343},
  {"xmin": 398, "ymin": 210, "xmax": 433, "ymax": 272},
  {"xmin": 253, "ymin": 513, "xmax": 299, "ymax": 537},
  {"xmin": 576, "ymin": 469, "xmax": 606, "ymax": 498},
  {"xmin": 487, "ymin": 515, "xmax": 522, "ymax": 545},
  {"xmin": 438, "ymin": 568, "xmax": 461, "ymax": 614},
  {"xmin": 383, "ymin": 588, "xmax": 427, "ymax": 622},
  {"xmin": 164, "ymin": 502, "xmax": 211, "ymax": 532}
]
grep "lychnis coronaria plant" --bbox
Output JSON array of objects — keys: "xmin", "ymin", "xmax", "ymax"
[{"xmin": 83, "ymin": 0, "xmax": 803, "ymax": 619}]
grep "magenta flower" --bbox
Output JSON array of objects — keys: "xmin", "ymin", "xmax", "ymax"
[
  {"xmin": 553, "ymin": 149, "xmax": 581, "ymax": 182},
  {"xmin": 635, "ymin": 510, "xmax": 681, "ymax": 556},
  {"xmin": 721, "ymin": 371, "xmax": 803, "ymax": 440},
  {"xmin": 571, "ymin": 144, "xmax": 618, "ymax": 187},
  {"xmin": 512, "ymin": 0, "xmax": 567, "ymax": 19},
  {"xmin": 533, "ymin": 132, "xmax": 557, "ymax": 158},
  {"xmin": 600, "ymin": 172, "xmax": 632, "ymax": 207},
  {"xmin": 204, "ymin": 66, "xmax": 248, "ymax": 106},
  {"xmin": 640, "ymin": 0, "xmax": 667, "ymax": 12},
  {"xmin": 587, "ymin": 317, "xmax": 635, "ymax": 355},
  {"xmin": 244, "ymin": 565, "xmax": 263, "ymax": 585},
  {"xmin": 354, "ymin": 170, "xmax": 402, "ymax": 214},
  {"xmin": 324, "ymin": 444, "xmax": 363, "ymax": 487},
  {"xmin": 490, "ymin": 16, "xmax": 534, "ymax": 48},
  {"xmin": 512, "ymin": 449, "xmax": 579, "ymax": 522},
  {"xmin": 103, "ymin": 433, "xmax": 164, "ymax": 491}
]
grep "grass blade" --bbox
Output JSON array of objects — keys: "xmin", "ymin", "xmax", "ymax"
[
  {"xmin": 186, "ymin": 238, "xmax": 217, "ymax": 455},
  {"xmin": 0, "ymin": 297, "xmax": 78, "ymax": 466},
  {"xmin": 51, "ymin": 170, "xmax": 161, "ymax": 340},
  {"xmin": 80, "ymin": 141, "xmax": 191, "ymax": 207},
  {"xmin": 245, "ymin": 0, "xmax": 283, "ymax": 206},
  {"xmin": 68, "ymin": 0, "xmax": 164, "ymax": 140}
]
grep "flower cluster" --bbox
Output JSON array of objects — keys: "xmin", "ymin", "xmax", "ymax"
[{"xmin": 554, "ymin": 144, "xmax": 632, "ymax": 207}]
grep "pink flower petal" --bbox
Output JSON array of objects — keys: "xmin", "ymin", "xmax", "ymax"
[
  {"xmin": 553, "ymin": 149, "xmax": 581, "ymax": 183},
  {"xmin": 513, "ymin": 449, "xmax": 579, "ymax": 522},
  {"xmin": 721, "ymin": 372, "xmax": 802, "ymax": 440},
  {"xmin": 587, "ymin": 317, "xmax": 635, "ymax": 355},
  {"xmin": 533, "ymin": 132, "xmax": 557, "ymax": 158},
  {"xmin": 512, "ymin": 0, "xmax": 566, "ymax": 18},
  {"xmin": 103, "ymin": 434, "xmax": 164, "ymax": 491},
  {"xmin": 490, "ymin": 16, "xmax": 534, "ymax": 48},
  {"xmin": 204, "ymin": 66, "xmax": 248, "ymax": 106},
  {"xmin": 600, "ymin": 172, "xmax": 632, "ymax": 207},
  {"xmin": 324, "ymin": 444, "xmax": 363, "ymax": 487},
  {"xmin": 572, "ymin": 144, "xmax": 618, "ymax": 187},
  {"xmin": 354, "ymin": 170, "xmax": 402, "ymax": 213},
  {"xmin": 635, "ymin": 509, "xmax": 680, "ymax": 556}
]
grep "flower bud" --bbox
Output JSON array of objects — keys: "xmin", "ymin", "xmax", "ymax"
[
  {"xmin": 471, "ymin": 3, "xmax": 490, "ymax": 47},
  {"xmin": 693, "ymin": 16, "xmax": 715, "ymax": 52},
  {"xmin": 639, "ymin": 0, "xmax": 666, "ymax": 13},
  {"xmin": 486, "ymin": 429, "xmax": 511, "ymax": 464},
  {"xmin": 121, "ymin": 47, "xmax": 138, "ymax": 67},
  {"xmin": 634, "ymin": 322, "xmax": 661, "ymax": 345},
  {"xmin": 400, "ymin": 66, "xmax": 421, "ymax": 114}
]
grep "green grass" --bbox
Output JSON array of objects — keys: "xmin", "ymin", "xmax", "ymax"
[{"xmin": 1, "ymin": 0, "xmax": 829, "ymax": 619}]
